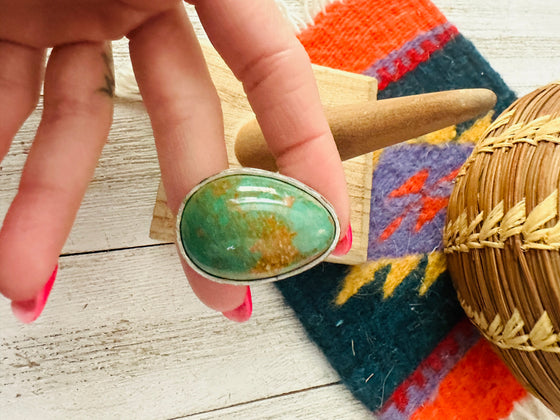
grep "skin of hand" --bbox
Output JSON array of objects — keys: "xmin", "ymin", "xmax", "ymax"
[{"xmin": 0, "ymin": 0, "xmax": 350, "ymax": 322}]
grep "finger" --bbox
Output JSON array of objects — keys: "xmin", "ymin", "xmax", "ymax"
[
  {"xmin": 128, "ymin": 6, "xmax": 248, "ymax": 313},
  {"xmin": 192, "ymin": 0, "xmax": 350, "ymax": 234},
  {"xmin": 0, "ymin": 0, "xmax": 162, "ymax": 48},
  {"xmin": 0, "ymin": 41, "xmax": 44, "ymax": 161},
  {"xmin": 0, "ymin": 42, "xmax": 114, "ymax": 302}
]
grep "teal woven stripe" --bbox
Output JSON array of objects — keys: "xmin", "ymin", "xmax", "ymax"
[{"xmin": 276, "ymin": 33, "xmax": 517, "ymax": 412}]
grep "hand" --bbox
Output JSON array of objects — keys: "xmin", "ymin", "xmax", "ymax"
[{"xmin": 0, "ymin": 0, "xmax": 350, "ymax": 323}]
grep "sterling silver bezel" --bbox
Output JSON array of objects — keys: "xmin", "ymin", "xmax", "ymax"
[{"xmin": 176, "ymin": 167, "xmax": 341, "ymax": 285}]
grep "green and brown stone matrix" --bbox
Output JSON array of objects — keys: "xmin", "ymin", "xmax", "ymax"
[{"xmin": 179, "ymin": 173, "xmax": 337, "ymax": 281}]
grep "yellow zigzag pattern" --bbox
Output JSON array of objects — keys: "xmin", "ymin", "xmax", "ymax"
[
  {"xmin": 335, "ymin": 114, "xmax": 492, "ymax": 306},
  {"xmin": 335, "ymin": 111, "xmax": 494, "ymax": 305},
  {"xmin": 335, "ymin": 252, "xmax": 447, "ymax": 305}
]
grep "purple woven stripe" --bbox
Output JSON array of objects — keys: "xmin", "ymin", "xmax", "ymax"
[
  {"xmin": 368, "ymin": 143, "xmax": 473, "ymax": 259},
  {"xmin": 363, "ymin": 22, "xmax": 457, "ymax": 82},
  {"xmin": 378, "ymin": 320, "xmax": 480, "ymax": 419}
]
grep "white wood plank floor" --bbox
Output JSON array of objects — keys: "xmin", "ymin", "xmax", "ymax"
[{"xmin": 1, "ymin": 1, "xmax": 559, "ymax": 419}]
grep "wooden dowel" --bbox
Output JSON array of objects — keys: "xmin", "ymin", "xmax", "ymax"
[{"xmin": 235, "ymin": 88, "xmax": 497, "ymax": 171}]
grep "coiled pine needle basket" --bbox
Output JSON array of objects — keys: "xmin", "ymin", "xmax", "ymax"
[{"xmin": 445, "ymin": 82, "xmax": 560, "ymax": 414}]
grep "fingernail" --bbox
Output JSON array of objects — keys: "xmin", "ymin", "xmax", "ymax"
[
  {"xmin": 332, "ymin": 224, "xmax": 353, "ymax": 256},
  {"xmin": 11, "ymin": 265, "xmax": 58, "ymax": 324},
  {"xmin": 222, "ymin": 288, "xmax": 252, "ymax": 323}
]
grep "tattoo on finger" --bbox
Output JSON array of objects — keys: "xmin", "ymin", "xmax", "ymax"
[{"xmin": 98, "ymin": 44, "xmax": 115, "ymax": 98}]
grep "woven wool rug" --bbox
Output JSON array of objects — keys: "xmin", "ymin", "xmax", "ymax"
[{"xmin": 273, "ymin": 0, "xmax": 559, "ymax": 418}]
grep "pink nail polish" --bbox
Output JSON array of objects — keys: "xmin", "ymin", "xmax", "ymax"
[
  {"xmin": 332, "ymin": 224, "xmax": 353, "ymax": 256},
  {"xmin": 222, "ymin": 288, "xmax": 252, "ymax": 323},
  {"xmin": 11, "ymin": 265, "xmax": 58, "ymax": 324}
]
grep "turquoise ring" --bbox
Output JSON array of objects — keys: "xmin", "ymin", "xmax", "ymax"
[{"xmin": 176, "ymin": 168, "xmax": 340, "ymax": 285}]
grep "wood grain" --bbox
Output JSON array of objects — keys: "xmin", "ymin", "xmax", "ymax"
[
  {"xmin": 236, "ymin": 88, "xmax": 497, "ymax": 168},
  {"xmin": 186, "ymin": 384, "xmax": 370, "ymax": 419},
  {"xmin": 0, "ymin": 1, "xmax": 558, "ymax": 419},
  {"xmin": 0, "ymin": 245, "xmax": 370, "ymax": 419},
  {"xmin": 149, "ymin": 42, "xmax": 377, "ymax": 266}
]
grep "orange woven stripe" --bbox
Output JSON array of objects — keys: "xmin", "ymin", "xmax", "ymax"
[
  {"xmin": 297, "ymin": 0, "xmax": 447, "ymax": 73},
  {"xmin": 411, "ymin": 340, "xmax": 527, "ymax": 420}
]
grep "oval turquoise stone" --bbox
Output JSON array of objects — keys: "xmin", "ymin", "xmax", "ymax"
[{"xmin": 178, "ymin": 170, "xmax": 338, "ymax": 283}]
